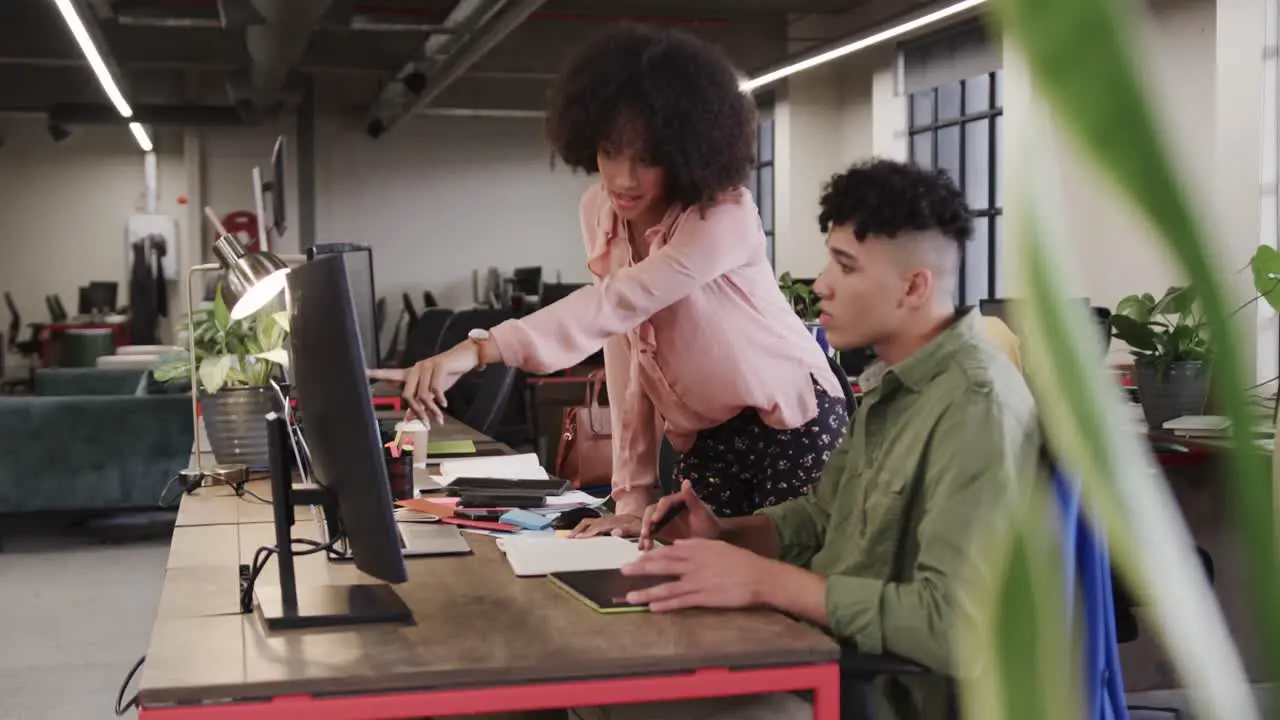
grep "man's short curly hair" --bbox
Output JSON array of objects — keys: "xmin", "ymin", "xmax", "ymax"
[
  {"xmin": 545, "ymin": 24, "xmax": 756, "ymax": 209},
  {"xmin": 818, "ymin": 160, "xmax": 973, "ymax": 245}
]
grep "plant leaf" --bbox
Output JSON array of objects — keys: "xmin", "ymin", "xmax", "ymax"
[
  {"xmin": 1109, "ymin": 314, "xmax": 1157, "ymax": 351},
  {"xmin": 197, "ymin": 354, "xmax": 233, "ymax": 394},
  {"xmin": 270, "ymin": 310, "xmax": 290, "ymax": 336},
  {"xmin": 1115, "ymin": 294, "xmax": 1153, "ymax": 322},
  {"xmin": 989, "ymin": 12, "xmax": 1259, "ymax": 712},
  {"xmin": 254, "ymin": 349, "xmax": 290, "ymax": 369},
  {"xmin": 1250, "ymin": 246, "xmax": 1280, "ymax": 313},
  {"xmin": 212, "ymin": 284, "xmax": 231, "ymax": 332},
  {"xmin": 956, "ymin": 484, "xmax": 1080, "ymax": 720}
]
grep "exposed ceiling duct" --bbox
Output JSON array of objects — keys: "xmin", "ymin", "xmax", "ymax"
[
  {"xmin": 226, "ymin": 0, "xmax": 334, "ymax": 116},
  {"xmin": 364, "ymin": 0, "xmax": 549, "ymax": 139},
  {"xmin": 48, "ymin": 102, "xmax": 245, "ymax": 126}
]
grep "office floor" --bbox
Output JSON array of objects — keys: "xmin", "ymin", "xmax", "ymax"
[
  {"xmin": 0, "ymin": 518, "xmax": 168, "ymax": 720},
  {"xmin": 0, "ymin": 519, "xmax": 1274, "ymax": 720}
]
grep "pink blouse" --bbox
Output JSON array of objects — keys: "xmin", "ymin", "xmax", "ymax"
[{"xmin": 489, "ymin": 183, "xmax": 840, "ymax": 514}]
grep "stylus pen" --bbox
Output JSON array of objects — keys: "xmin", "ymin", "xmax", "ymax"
[{"xmin": 645, "ymin": 500, "xmax": 688, "ymax": 540}]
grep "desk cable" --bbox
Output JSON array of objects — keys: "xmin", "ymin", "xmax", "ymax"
[
  {"xmin": 114, "ymin": 654, "xmax": 145, "ymax": 716},
  {"xmin": 240, "ymin": 534, "xmax": 346, "ymax": 614}
]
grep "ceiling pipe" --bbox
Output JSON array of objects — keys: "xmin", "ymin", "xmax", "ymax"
[
  {"xmin": 365, "ymin": 0, "xmax": 549, "ymax": 138},
  {"xmin": 48, "ymin": 102, "xmax": 247, "ymax": 126},
  {"xmin": 364, "ymin": 0, "xmax": 509, "ymax": 137},
  {"xmin": 231, "ymin": 0, "xmax": 334, "ymax": 114}
]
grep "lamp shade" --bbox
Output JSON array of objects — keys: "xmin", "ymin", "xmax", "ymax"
[{"xmin": 212, "ymin": 234, "xmax": 290, "ymax": 320}]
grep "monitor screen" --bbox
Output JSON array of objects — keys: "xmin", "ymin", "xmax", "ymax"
[
  {"xmin": 287, "ymin": 255, "xmax": 406, "ymax": 585},
  {"xmin": 306, "ymin": 243, "xmax": 377, "ymax": 366}
]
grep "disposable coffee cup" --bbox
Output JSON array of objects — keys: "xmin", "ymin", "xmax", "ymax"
[{"xmin": 395, "ymin": 419, "xmax": 430, "ymax": 466}]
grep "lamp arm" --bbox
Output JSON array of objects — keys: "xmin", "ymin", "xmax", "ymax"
[{"xmin": 186, "ymin": 263, "xmax": 221, "ymax": 476}]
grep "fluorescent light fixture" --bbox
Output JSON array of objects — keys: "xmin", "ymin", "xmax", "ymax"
[
  {"xmin": 741, "ymin": 0, "xmax": 989, "ymax": 92},
  {"xmin": 51, "ymin": 0, "xmax": 133, "ymax": 118},
  {"xmin": 129, "ymin": 122, "xmax": 153, "ymax": 152}
]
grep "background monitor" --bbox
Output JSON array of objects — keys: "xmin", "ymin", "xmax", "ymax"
[
  {"xmin": 268, "ymin": 135, "xmax": 287, "ymax": 238},
  {"xmin": 82, "ymin": 281, "xmax": 117, "ymax": 315},
  {"xmin": 512, "ymin": 266, "xmax": 542, "ymax": 297},
  {"xmin": 288, "ymin": 255, "xmax": 406, "ymax": 585},
  {"xmin": 306, "ymin": 243, "xmax": 378, "ymax": 367}
]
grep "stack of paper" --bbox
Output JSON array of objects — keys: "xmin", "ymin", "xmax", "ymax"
[
  {"xmin": 496, "ymin": 536, "xmax": 641, "ymax": 577},
  {"xmin": 436, "ymin": 453, "xmax": 549, "ymax": 485}
]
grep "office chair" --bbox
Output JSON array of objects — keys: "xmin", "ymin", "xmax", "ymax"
[
  {"xmin": 401, "ymin": 292, "xmax": 419, "ymax": 338},
  {"xmin": 401, "ymin": 308, "xmax": 454, "ymax": 367},
  {"xmin": 461, "ymin": 364, "xmax": 519, "ymax": 436},
  {"xmin": 826, "ymin": 353, "xmax": 858, "ymax": 417},
  {"xmin": 374, "ymin": 296, "xmax": 387, "ymax": 345},
  {"xmin": 422, "ymin": 291, "xmax": 439, "ymax": 309}
]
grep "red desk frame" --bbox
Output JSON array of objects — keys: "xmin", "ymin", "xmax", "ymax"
[{"xmin": 139, "ymin": 663, "xmax": 841, "ymax": 719}]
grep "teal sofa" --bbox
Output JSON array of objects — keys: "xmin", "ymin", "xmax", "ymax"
[{"xmin": 0, "ymin": 368, "xmax": 193, "ymax": 514}]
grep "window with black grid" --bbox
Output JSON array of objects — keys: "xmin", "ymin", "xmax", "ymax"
[
  {"xmin": 908, "ymin": 69, "xmax": 1004, "ymax": 304},
  {"xmin": 748, "ymin": 99, "xmax": 776, "ymax": 265}
]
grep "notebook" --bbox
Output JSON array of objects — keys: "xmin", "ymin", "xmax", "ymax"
[
  {"xmin": 548, "ymin": 569, "xmax": 680, "ymax": 613},
  {"xmin": 497, "ymin": 536, "xmax": 641, "ymax": 577}
]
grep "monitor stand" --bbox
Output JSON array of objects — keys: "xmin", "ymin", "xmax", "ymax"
[{"xmin": 255, "ymin": 413, "xmax": 412, "ymax": 631}]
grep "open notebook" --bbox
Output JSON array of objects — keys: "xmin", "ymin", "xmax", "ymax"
[{"xmin": 496, "ymin": 536, "xmax": 641, "ymax": 577}]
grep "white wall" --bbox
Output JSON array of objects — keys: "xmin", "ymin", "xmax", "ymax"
[
  {"xmin": 772, "ymin": 45, "xmax": 901, "ymax": 278},
  {"xmin": 1009, "ymin": 0, "xmax": 1216, "ymax": 311},
  {"xmin": 0, "ymin": 120, "xmax": 189, "ymax": 350},
  {"xmin": 313, "ymin": 115, "xmax": 593, "ymax": 309}
]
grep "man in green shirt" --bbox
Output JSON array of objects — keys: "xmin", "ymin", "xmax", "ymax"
[{"xmin": 602, "ymin": 160, "xmax": 1040, "ymax": 720}]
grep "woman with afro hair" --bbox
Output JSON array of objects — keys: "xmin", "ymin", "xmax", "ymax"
[{"xmin": 374, "ymin": 24, "xmax": 848, "ymax": 531}]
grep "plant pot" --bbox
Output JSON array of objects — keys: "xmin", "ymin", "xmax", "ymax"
[
  {"xmin": 805, "ymin": 321, "xmax": 835, "ymax": 358},
  {"xmin": 1133, "ymin": 360, "xmax": 1211, "ymax": 430},
  {"xmin": 201, "ymin": 386, "xmax": 277, "ymax": 469}
]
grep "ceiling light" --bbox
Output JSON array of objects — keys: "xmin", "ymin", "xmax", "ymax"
[
  {"xmin": 129, "ymin": 122, "xmax": 153, "ymax": 152},
  {"xmin": 51, "ymin": 0, "xmax": 133, "ymax": 117},
  {"xmin": 741, "ymin": 0, "xmax": 989, "ymax": 92}
]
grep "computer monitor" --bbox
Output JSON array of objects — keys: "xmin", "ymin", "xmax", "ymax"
[
  {"xmin": 305, "ymin": 243, "xmax": 377, "ymax": 367},
  {"xmin": 512, "ymin": 266, "xmax": 542, "ymax": 297},
  {"xmin": 540, "ymin": 282, "xmax": 587, "ymax": 307},
  {"xmin": 251, "ymin": 254, "xmax": 411, "ymax": 630},
  {"xmin": 80, "ymin": 282, "xmax": 117, "ymax": 315}
]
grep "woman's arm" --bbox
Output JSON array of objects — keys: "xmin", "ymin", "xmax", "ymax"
[
  {"xmin": 489, "ymin": 190, "xmax": 759, "ymax": 375},
  {"xmin": 603, "ymin": 333, "xmax": 660, "ymax": 517}
]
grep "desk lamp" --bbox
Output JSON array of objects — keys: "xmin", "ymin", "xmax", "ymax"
[{"xmin": 179, "ymin": 208, "xmax": 305, "ymax": 486}]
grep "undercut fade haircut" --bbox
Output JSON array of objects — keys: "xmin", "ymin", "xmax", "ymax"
[
  {"xmin": 817, "ymin": 159, "xmax": 973, "ymax": 245},
  {"xmin": 545, "ymin": 23, "xmax": 757, "ymax": 209}
]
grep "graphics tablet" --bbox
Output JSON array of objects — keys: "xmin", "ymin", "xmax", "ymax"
[{"xmin": 548, "ymin": 569, "xmax": 680, "ymax": 614}]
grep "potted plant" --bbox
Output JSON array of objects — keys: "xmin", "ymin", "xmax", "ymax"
[
  {"xmin": 778, "ymin": 272, "xmax": 832, "ymax": 355},
  {"xmin": 1109, "ymin": 285, "xmax": 1212, "ymax": 429},
  {"xmin": 153, "ymin": 285, "xmax": 290, "ymax": 469}
]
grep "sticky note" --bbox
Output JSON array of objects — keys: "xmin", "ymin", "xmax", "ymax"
[{"xmin": 428, "ymin": 440, "xmax": 477, "ymax": 455}]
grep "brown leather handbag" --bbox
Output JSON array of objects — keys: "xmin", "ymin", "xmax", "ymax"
[{"xmin": 554, "ymin": 371, "xmax": 613, "ymax": 489}]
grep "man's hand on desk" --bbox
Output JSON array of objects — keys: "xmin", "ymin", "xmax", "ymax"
[
  {"xmin": 620, "ymin": 538, "xmax": 778, "ymax": 611},
  {"xmin": 621, "ymin": 540, "xmax": 832, "ymax": 625}
]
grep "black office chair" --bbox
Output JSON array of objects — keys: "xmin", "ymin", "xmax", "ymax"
[
  {"xmin": 402, "ymin": 308, "xmax": 455, "ymax": 367},
  {"xmin": 422, "ymin": 291, "xmax": 439, "ymax": 309},
  {"xmin": 827, "ymin": 353, "xmax": 858, "ymax": 416},
  {"xmin": 436, "ymin": 308, "xmax": 523, "ymax": 436},
  {"xmin": 461, "ymin": 364, "xmax": 519, "ymax": 436},
  {"xmin": 839, "ymin": 650, "xmax": 957, "ymax": 720},
  {"xmin": 374, "ymin": 296, "xmax": 387, "ymax": 346}
]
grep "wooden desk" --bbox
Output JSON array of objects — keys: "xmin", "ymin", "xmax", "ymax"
[{"xmin": 141, "ymin": 418, "xmax": 841, "ymax": 718}]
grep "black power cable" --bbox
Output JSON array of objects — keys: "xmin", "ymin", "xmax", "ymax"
[{"xmin": 115, "ymin": 654, "xmax": 146, "ymax": 716}]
